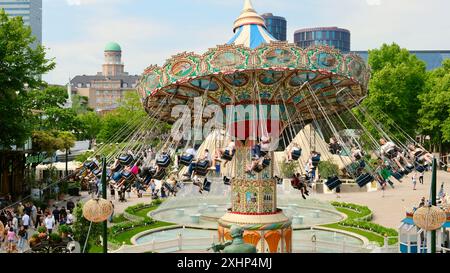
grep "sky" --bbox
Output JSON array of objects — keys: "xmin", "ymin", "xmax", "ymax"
[{"xmin": 42, "ymin": 0, "xmax": 450, "ymax": 84}]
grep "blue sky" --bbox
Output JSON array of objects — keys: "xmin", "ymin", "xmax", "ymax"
[{"xmin": 42, "ymin": 0, "xmax": 450, "ymax": 84}]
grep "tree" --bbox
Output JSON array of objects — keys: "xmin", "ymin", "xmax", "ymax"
[
  {"xmin": 72, "ymin": 95, "xmax": 92, "ymax": 114},
  {"xmin": 78, "ymin": 112, "xmax": 101, "ymax": 149},
  {"xmin": 357, "ymin": 43, "xmax": 427, "ymax": 142},
  {"xmin": 31, "ymin": 131, "xmax": 64, "ymax": 156},
  {"xmin": 0, "ymin": 10, "xmax": 55, "ymax": 147},
  {"xmin": 72, "ymin": 202, "xmax": 103, "ymax": 253},
  {"xmin": 418, "ymin": 59, "xmax": 450, "ymax": 152}
]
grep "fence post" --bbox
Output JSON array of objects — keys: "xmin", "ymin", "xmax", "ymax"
[
  {"xmin": 384, "ymin": 236, "xmax": 389, "ymax": 249},
  {"xmin": 178, "ymin": 233, "xmax": 183, "ymax": 251},
  {"xmin": 151, "ymin": 239, "xmax": 155, "ymax": 252},
  {"xmin": 342, "ymin": 238, "xmax": 346, "ymax": 253}
]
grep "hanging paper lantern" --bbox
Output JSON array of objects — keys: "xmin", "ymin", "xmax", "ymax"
[
  {"xmin": 413, "ymin": 206, "xmax": 447, "ymax": 231},
  {"xmin": 82, "ymin": 198, "xmax": 113, "ymax": 223}
]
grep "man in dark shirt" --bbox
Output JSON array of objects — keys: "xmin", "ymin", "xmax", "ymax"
[
  {"xmin": 66, "ymin": 200, "xmax": 75, "ymax": 213},
  {"xmin": 24, "ymin": 203, "xmax": 32, "ymax": 216},
  {"xmin": 52, "ymin": 206, "xmax": 60, "ymax": 225}
]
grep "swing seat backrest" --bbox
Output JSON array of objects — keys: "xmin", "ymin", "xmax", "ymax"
[
  {"xmin": 416, "ymin": 165, "xmax": 425, "ymax": 173},
  {"xmin": 156, "ymin": 155, "xmax": 171, "ymax": 168},
  {"xmin": 356, "ymin": 173, "xmax": 374, "ymax": 188},
  {"xmin": 326, "ymin": 176, "xmax": 342, "ymax": 191},
  {"xmin": 221, "ymin": 150, "xmax": 235, "ymax": 161},
  {"xmin": 292, "ymin": 149, "xmax": 302, "ymax": 160},
  {"xmin": 311, "ymin": 155, "xmax": 321, "ymax": 167},
  {"xmin": 119, "ymin": 155, "xmax": 133, "ymax": 166},
  {"xmin": 180, "ymin": 154, "xmax": 194, "ymax": 166},
  {"xmin": 203, "ymin": 179, "xmax": 212, "ymax": 192}
]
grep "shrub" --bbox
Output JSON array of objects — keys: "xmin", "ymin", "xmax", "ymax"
[
  {"xmin": 58, "ymin": 224, "xmax": 73, "ymax": 235},
  {"xmin": 318, "ymin": 161, "xmax": 340, "ymax": 178},
  {"xmin": 37, "ymin": 226, "xmax": 47, "ymax": 234},
  {"xmin": 49, "ymin": 233, "xmax": 62, "ymax": 243}
]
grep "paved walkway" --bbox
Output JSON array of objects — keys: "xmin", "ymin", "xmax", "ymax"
[
  {"xmin": 72, "ymin": 170, "xmax": 450, "ymax": 230},
  {"xmin": 313, "ymin": 171, "xmax": 450, "ymax": 228}
]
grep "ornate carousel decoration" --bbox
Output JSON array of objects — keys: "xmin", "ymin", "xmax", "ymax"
[{"xmin": 137, "ymin": 0, "xmax": 370, "ymax": 253}]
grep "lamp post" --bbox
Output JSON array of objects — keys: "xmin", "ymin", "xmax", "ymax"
[
  {"xmin": 101, "ymin": 157, "xmax": 108, "ymax": 254},
  {"xmin": 431, "ymin": 157, "xmax": 437, "ymax": 253}
]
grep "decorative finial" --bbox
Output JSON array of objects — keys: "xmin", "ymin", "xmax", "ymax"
[{"xmin": 233, "ymin": 0, "xmax": 266, "ymax": 32}]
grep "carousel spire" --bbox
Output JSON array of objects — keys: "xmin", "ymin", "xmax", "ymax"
[
  {"xmin": 229, "ymin": 0, "xmax": 277, "ymax": 49},
  {"xmin": 233, "ymin": 0, "xmax": 267, "ymax": 32}
]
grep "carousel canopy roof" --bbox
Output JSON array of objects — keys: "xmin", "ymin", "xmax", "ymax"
[
  {"xmin": 137, "ymin": 0, "xmax": 371, "ymax": 134},
  {"xmin": 228, "ymin": 0, "xmax": 277, "ymax": 49}
]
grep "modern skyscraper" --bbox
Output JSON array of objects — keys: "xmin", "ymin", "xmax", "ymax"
[
  {"xmin": 71, "ymin": 42, "xmax": 140, "ymax": 113},
  {"xmin": 0, "ymin": 0, "xmax": 42, "ymax": 46},
  {"xmin": 353, "ymin": 50, "xmax": 450, "ymax": 71},
  {"xmin": 261, "ymin": 13, "xmax": 287, "ymax": 41},
  {"xmin": 294, "ymin": 27, "xmax": 351, "ymax": 52}
]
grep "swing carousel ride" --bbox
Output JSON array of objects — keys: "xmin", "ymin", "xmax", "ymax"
[
  {"xmin": 136, "ymin": 0, "xmax": 371, "ymax": 253},
  {"xmin": 74, "ymin": 0, "xmax": 436, "ymax": 253}
]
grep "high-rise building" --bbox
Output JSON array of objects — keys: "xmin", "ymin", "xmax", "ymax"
[
  {"xmin": 353, "ymin": 50, "xmax": 450, "ymax": 71},
  {"xmin": 294, "ymin": 27, "xmax": 351, "ymax": 52},
  {"xmin": 71, "ymin": 42, "xmax": 140, "ymax": 113},
  {"xmin": 0, "ymin": 0, "xmax": 42, "ymax": 46},
  {"xmin": 261, "ymin": 13, "xmax": 287, "ymax": 41}
]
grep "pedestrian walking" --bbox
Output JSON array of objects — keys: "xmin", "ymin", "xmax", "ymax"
[
  {"xmin": 412, "ymin": 172, "xmax": 417, "ymax": 190},
  {"xmin": 419, "ymin": 172, "xmax": 424, "ymax": 185}
]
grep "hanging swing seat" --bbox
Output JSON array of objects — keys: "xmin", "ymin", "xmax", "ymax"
[
  {"xmin": 119, "ymin": 154, "xmax": 134, "ymax": 166},
  {"xmin": 416, "ymin": 165, "xmax": 425, "ymax": 173},
  {"xmin": 223, "ymin": 176, "xmax": 231, "ymax": 186},
  {"xmin": 291, "ymin": 149, "xmax": 302, "ymax": 161},
  {"xmin": 311, "ymin": 155, "xmax": 321, "ymax": 168},
  {"xmin": 221, "ymin": 150, "xmax": 235, "ymax": 161},
  {"xmin": 121, "ymin": 170, "xmax": 136, "ymax": 182},
  {"xmin": 326, "ymin": 176, "xmax": 342, "ymax": 191},
  {"xmin": 392, "ymin": 171, "xmax": 403, "ymax": 180},
  {"xmin": 86, "ymin": 161, "xmax": 99, "ymax": 171},
  {"xmin": 203, "ymin": 178, "xmax": 212, "ymax": 192},
  {"xmin": 92, "ymin": 168, "xmax": 102, "ymax": 177},
  {"xmin": 179, "ymin": 154, "xmax": 194, "ymax": 166},
  {"xmin": 156, "ymin": 154, "xmax": 171, "ymax": 168},
  {"xmin": 356, "ymin": 173, "xmax": 374, "ymax": 188},
  {"xmin": 405, "ymin": 164, "xmax": 414, "ymax": 173}
]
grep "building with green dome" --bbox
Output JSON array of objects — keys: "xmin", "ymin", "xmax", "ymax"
[{"xmin": 70, "ymin": 42, "xmax": 140, "ymax": 113}]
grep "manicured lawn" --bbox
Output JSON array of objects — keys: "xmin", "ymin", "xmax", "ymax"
[
  {"xmin": 133, "ymin": 205, "xmax": 159, "ymax": 219},
  {"xmin": 335, "ymin": 207, "xmax": 365, "ymax": 220},
  {"xmin": 110, "ymin": 221, "xmax": 174, "ymax": 245},
  {"xmin": 89, "ymin": 245, "xmax": 104, "ymax": 253},
  {"xmin": 112, "ymin": 214, "xmax": 128, "ymax": 224},
  {"xmin": 322, "ymin": 205, "xmax": 398, "ymax": 246}
]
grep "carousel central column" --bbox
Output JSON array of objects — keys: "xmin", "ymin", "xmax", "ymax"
[{"xmin": 218, "ymin": 145, "xmax": 292, "ymax": 253}]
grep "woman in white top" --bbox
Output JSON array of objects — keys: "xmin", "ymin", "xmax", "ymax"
[{"xmin": 215, "ymin": 141, "xmax": 236, "ymax": 166}]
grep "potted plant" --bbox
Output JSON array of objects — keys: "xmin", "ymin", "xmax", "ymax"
[
  {"xmin": 49, "ymin": 233, "xmax": 62, "ymax": 244},
  {"xmin": 58, "ymin": 224, "xmax": 72, "ymax": 239},
  {"xmin": 29, "ymin": 234, "xmax": 41, "ymax": 248},
  {"xmin": 37, "ymin": 226, "xmax": 47, "ymax": 239}
]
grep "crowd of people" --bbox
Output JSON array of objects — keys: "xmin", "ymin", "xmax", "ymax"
[{"xmin": 0, "ymin": 200, "xmax": 76, "ymax": 253}]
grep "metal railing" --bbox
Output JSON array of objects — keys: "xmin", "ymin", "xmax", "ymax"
[{"xmin": 111, "ymin": 234, "xmax": 373, "ymax": 253}]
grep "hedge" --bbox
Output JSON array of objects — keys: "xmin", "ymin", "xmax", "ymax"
[{"xmin": 330, "ymin": 202, "xmax": 398, "ymax": 239}]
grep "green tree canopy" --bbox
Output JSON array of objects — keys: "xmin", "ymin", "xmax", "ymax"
[
  {"xmin": 418, "ymin": 59, "xmax": 450, "ymax": 151},
  {"xmin": 0, "ymin": 10, "xmax": 55, "ymax": 147},
  {"xmin": 358, "ymin": 43, "xmax": 426, "ymax": 141}
]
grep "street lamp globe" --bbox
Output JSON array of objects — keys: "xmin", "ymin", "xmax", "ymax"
[
  {"xmin": 413, "ymin": 205, "xmax": 447, "ymax": 231},
  {"xmin": 82, "ymin": 198, "xmax": 113, "ymax": 223}
]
